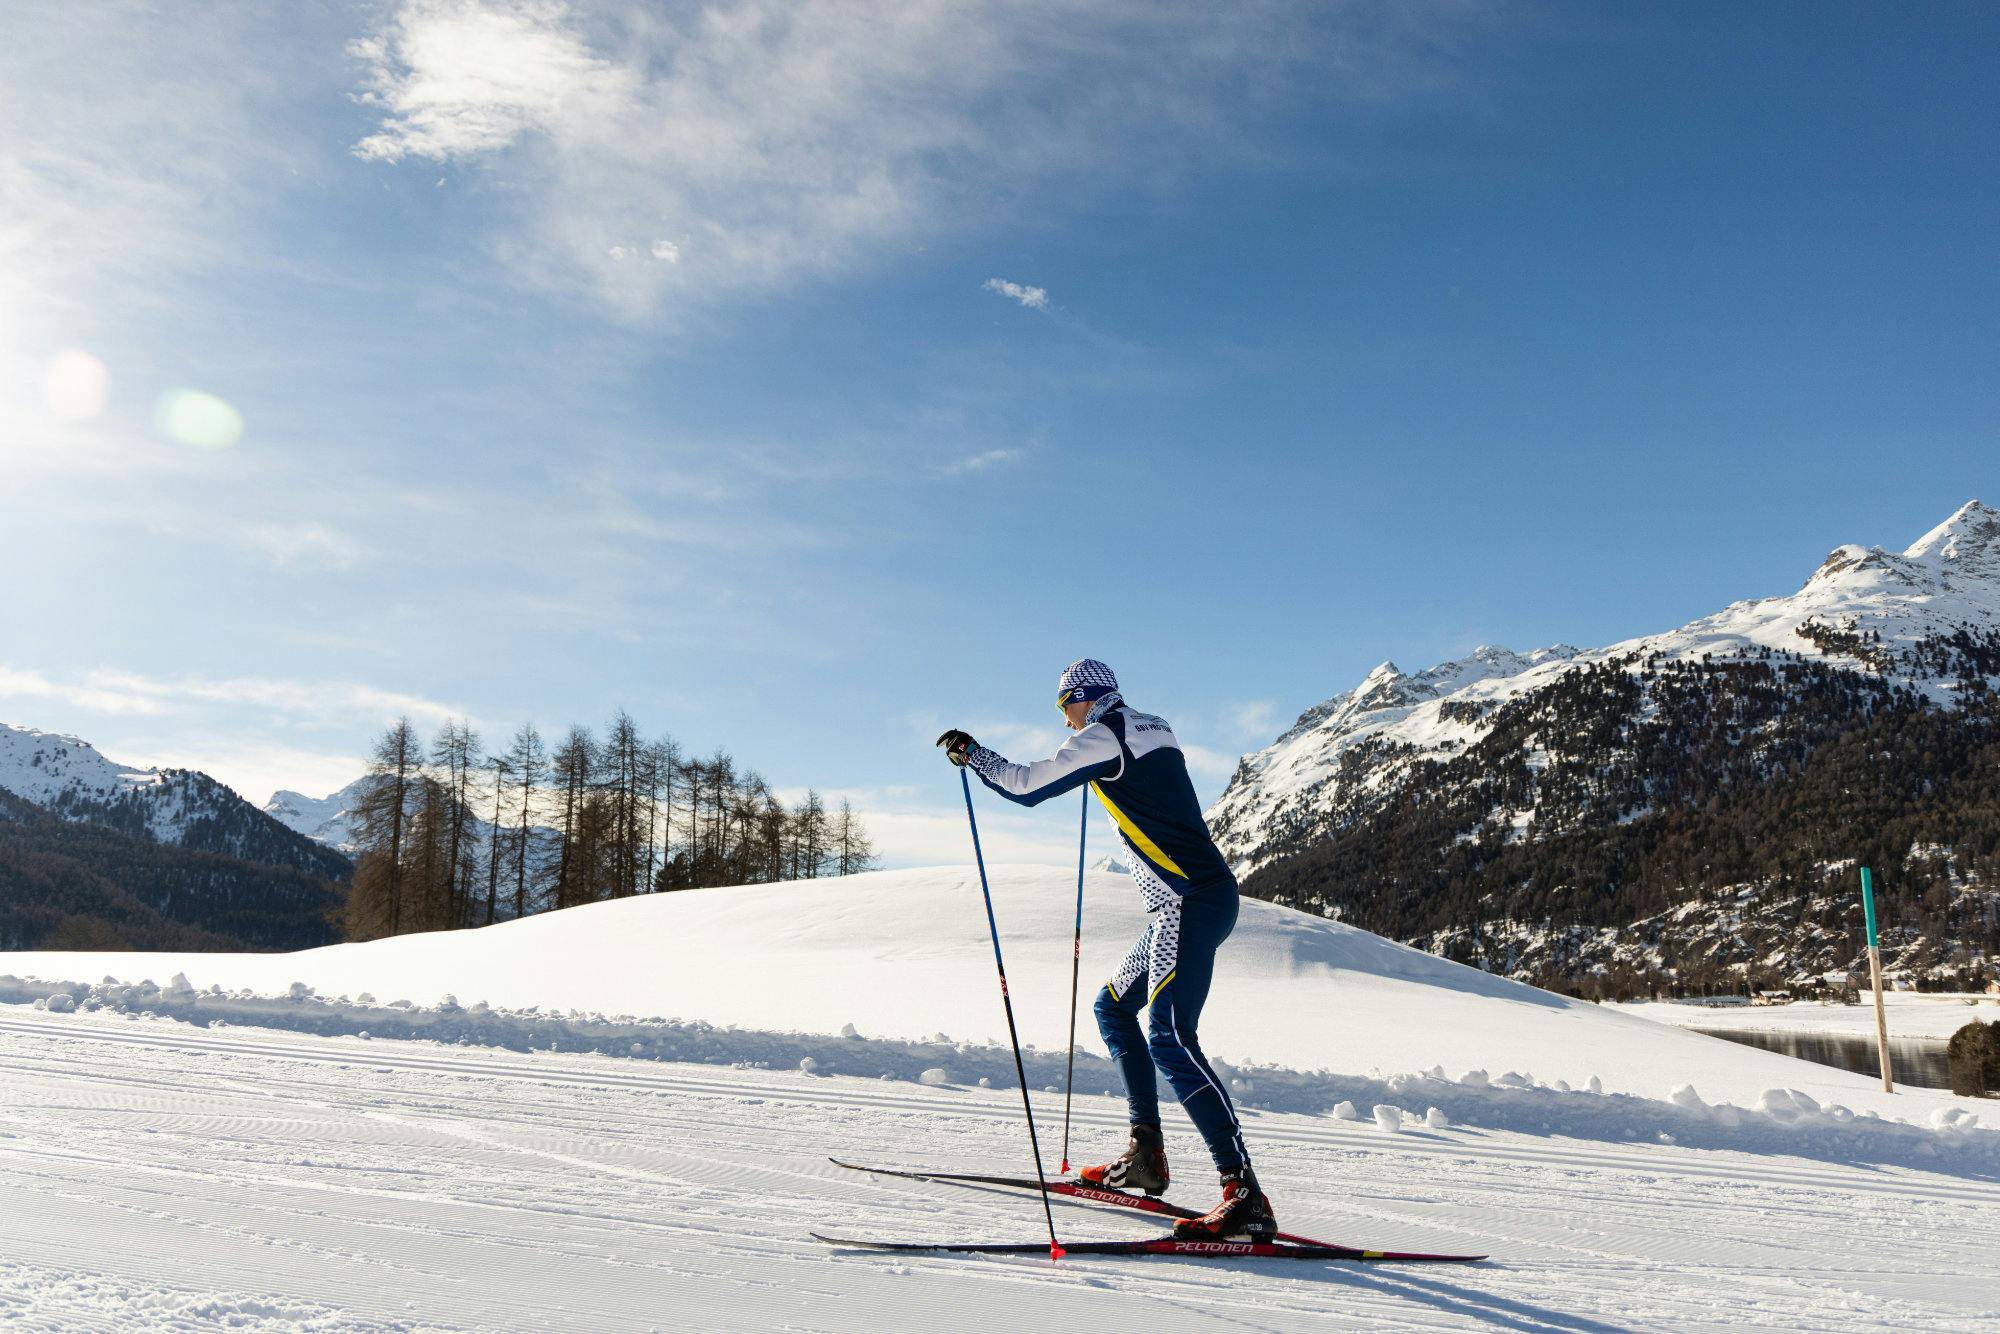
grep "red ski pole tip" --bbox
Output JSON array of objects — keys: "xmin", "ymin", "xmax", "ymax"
[{"xmin": 1050, "ymin": 1243, "xmax": 1066, "ymax": 1261}]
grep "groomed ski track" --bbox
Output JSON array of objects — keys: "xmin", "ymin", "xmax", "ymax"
[{"xmin": 1, "ymin": 1009, "xmax": 1994, "ymax": 1331}]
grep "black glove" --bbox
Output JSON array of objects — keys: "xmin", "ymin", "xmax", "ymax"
[{"xmin": 936, "ymin": 729, "xmax": 977, "ymax": 767}]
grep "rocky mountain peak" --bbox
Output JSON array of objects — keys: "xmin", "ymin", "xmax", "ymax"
[
  {"xmin": 1903, "ymin": 499, "xmax": 2000, "ymax": 575},
  {"xmin": 1808, "ymin": 500, "xmax": 1999, "ymax": 590}
]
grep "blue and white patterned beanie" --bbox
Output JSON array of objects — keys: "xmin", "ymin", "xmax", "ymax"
[{"xmin": 1056, "ymin": 658, "xmax": 1119, "ymax": 708}]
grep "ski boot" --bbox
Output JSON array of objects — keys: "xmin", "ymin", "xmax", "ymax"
[
  {"xmin": 1076, "ymin": 1123, "xmax": 1170, "ymax": 1196},
  {"xmin": 1172, "ymin": 1166, "xmax": 1276, "ymax": 1241}
]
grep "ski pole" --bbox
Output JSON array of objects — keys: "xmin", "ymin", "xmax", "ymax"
[
  {"xmin": 1060, "ymin": 786, "xmax": 1085, "ymax": 1175},
  {"xmin": 958, "ymin": 767, "xmax": 1065, "ymax": 1261}
]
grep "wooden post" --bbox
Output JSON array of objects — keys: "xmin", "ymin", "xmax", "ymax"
[{"xmin": 1861, "ymin": 867, "xmax": 1894, "ymax": 1093}]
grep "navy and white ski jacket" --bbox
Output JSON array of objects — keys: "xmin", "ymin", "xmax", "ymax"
[{"xmin": 966, "ymin": 699, "xmax": 1237, "ymax": 906}]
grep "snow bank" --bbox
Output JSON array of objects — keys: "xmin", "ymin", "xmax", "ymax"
[{"xmin": 1, "ymin": 973, "xmax": 1992, "ymax": 1175}]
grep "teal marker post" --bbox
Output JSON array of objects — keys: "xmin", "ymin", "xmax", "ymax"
[
  {"xmin": 1861, "ymin": 867, "xmax": 1894, "ymax": 1093},
  {"xmin": 1862, "ymin": 867, "xmax": 1880, "ymax": 949}
]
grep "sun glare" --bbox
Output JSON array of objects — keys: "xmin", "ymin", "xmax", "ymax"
[
  {"xmin": 44, "ymin": 349, "xmax": 109, "ymax": 419},
  {"xmin": 155, "ymin": 388, "xmax": 245, "ymax": 449}
]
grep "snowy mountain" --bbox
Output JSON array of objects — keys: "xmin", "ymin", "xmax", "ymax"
[
  {"xmin": 264, "ymin": 777, "xmax": 369, "ymax": 853},
  {"xmin": 0, "ymin": 723, "xmax": 173, "ymax": 829},
  {"xmin": 0, "ymin": 722, "xmax": 347, "ymax": 878},
  {"xmin": 1211, "ymin": 501, "xmax": 2000, "ymax": 994}
]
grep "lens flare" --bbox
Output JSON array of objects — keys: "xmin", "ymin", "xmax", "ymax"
[
  {"xmin": 155, "ymin": 388, "xmax": 244, "ymax": 450},
  {"xmin": 45, "ymin": 349, "xmax": 109, "ymax": 418}
]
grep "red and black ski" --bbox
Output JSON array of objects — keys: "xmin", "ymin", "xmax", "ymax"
[
  {"xmin": 811, "ymin": 1231, "xmax": 1482, "ymax": 1262},
  {"xmin": 827, "ymin": 1159, "xmax": 1485, "ymax": 1263}
]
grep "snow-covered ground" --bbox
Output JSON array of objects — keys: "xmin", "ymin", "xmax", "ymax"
[
  {"xmin": 1618, "ymin": 994, "xmax": 2000, "ymax": 1042},
  {"xmin": 2, "ymin": 1007, "xmax": 1996, "ymax": 1331},
  {"xmin": 4, "ymin": 866, "xmax": 1998, "ymax": 1329}
]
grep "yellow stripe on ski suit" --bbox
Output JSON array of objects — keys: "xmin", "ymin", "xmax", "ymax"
[{"xmin": 1089, "ymin": 781, "xmax": 1188, "ymax": 879}]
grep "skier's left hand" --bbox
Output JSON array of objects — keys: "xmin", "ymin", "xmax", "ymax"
[{"xmin": 936, "ymin": 729, "xmax": 976, "ymax": 767}]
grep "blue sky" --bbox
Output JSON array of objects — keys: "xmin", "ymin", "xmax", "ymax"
[{"xmin": 2, "ymin": 1, "xmax": 1994, "ymax": 866}]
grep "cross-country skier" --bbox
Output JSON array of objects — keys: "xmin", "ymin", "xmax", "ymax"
[{"xmin": 936, "ymin": 658, "xmax": 1276, "ymax": 1241}]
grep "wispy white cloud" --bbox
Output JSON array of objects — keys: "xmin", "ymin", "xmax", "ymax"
[
  {"xmin": 240, "ymin": 521, "xmax": 364, "ymax": 570},
  {"xmin": 1225, "ymin": 699, "xmax": 1279, "ymax": 740},
  {"xmin": 982, "ymin": 277, "xmax": 1049, "ymax": 311},
  {"xmin": 346, "ymin": 1, "xmax": 1477, "ymax": 322},
  {"xmin": 0, "ymin": 665, "xmax": 461, "ymax": 731},
  {"xmin": 1178, "ymin": 742, "xmax": 1241, "ymax": 785},
  {"xmin": 0, "ymin": 665, "xmax": 169, "ymax": 717},
  {"xmin": 965, "ymin": 720, "xmax": 1069, "ymax": 763},
  {"xmin": 943, "ymin": 446, "xmax": 1024, "ymax": 474}
]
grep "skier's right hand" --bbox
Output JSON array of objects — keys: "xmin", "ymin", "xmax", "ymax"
[{"xmin": 936, "ymin": 730, "xmax": 977, "ymax": 767}]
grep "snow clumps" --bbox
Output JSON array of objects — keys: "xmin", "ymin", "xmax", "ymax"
[
  {"xmin": 1669, "ymin": 1084, "xmax": 1706, "ymax": 1110},
  {"xmin": 1755, "ymin": 1088, "xmax": 1821, "ymax": 1119},
  {"xmin": 1930, "ymin": 1107, "xmax": 1981, "ymax": 1134}
]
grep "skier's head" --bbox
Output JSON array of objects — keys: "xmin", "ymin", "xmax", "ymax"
[{"xmin": 1056, "ymin": 658, "xmax": 1118, "ymax": 729}]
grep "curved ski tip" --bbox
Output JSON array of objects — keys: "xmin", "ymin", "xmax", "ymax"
[
  {"xmin": 811, "ymin": 1232, "xmax": 867, "ymax": 1249},
  {"xmin": 828, "ymin": 1156, "xmax": 880, "ymax": 1174}
]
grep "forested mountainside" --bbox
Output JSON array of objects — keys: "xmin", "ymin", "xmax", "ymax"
[
  {"xmin": 40, "ymin": 769, "xmax": 354, "ymax": 880},
  {"xmin": 0, "ymin": 723, "xmax": 349, "ymax": 878},
  {"xmin": 0, "ymin": 723, "xmax": 350, "ymax": 950},
  {"xmin": 1215, "ymin": 501, "xmax": 2000, "ymax": 998},
  {"xmin": 0, "ymin": 787, "xmax": 344, "ymax": 951}
]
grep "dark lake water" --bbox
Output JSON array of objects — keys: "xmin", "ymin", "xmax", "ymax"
[{"xmin": 1693, "ymin": 1027, "xmax": 1953, "ymax": 1091}]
